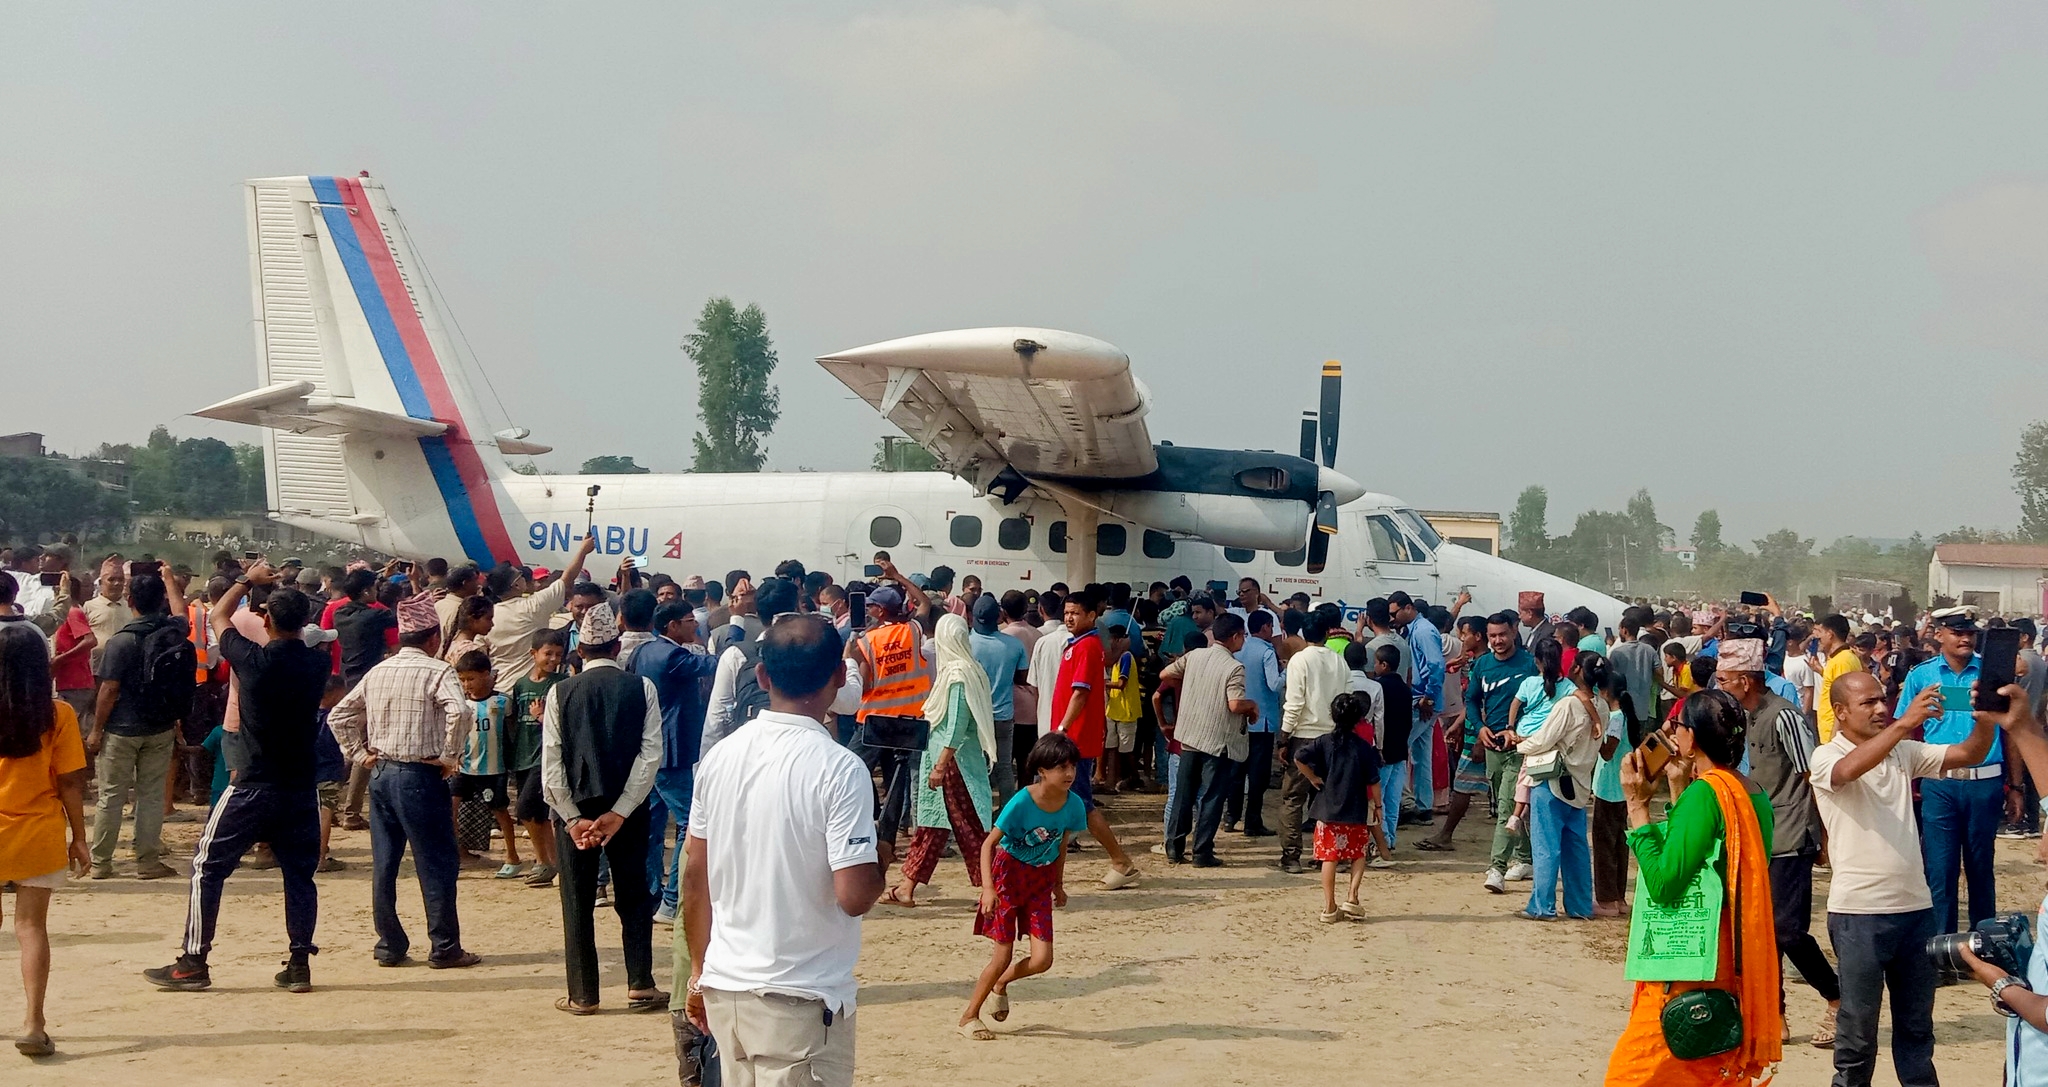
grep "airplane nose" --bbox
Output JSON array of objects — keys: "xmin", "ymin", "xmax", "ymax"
[{"xmin": 1319, "ymin": 465, "xmax": 1366, "ymax": 506}]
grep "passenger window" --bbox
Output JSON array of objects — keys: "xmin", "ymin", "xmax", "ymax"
[
  {"xmin": 1274, "ymin": 547, "xmax": 1306, "ymax": 568},
  {"xmin": 870, "ymin": 516, "xmax": 902, "ymax": 548},
  {"xmin": 1097, "ymin": 524, "xmax": 1127, "ymax": 557},
  {"xmin": 949, "ymin": 515, "xmax": 982, "ymax": 548},
  {"xmin": 997, "ymin": 517, "xmax": 1031, "ymax": 551},
  {"xmin": 1223, "ymin": 547, "xmax": 1257, "ymax": 564},
  {"xmin": 1049, "ymin": 521, "xmax": 1067, "ymax": 554},
  {"xmin": 1142, "ymin": 530, "xmax": 1175, "ymax": 559}
]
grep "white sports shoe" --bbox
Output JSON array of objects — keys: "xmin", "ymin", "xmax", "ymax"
[
  {"xmin": 1101, "ymin": 864, "xmax": 1141, "ymax": 890},
  {"xmin": 1506, "ymin": 862, "xmax": 1535, "ymax": 881},
  {"xmin": 1484, "ymin": 868, "xmax": 1506, "ymax": 894}
]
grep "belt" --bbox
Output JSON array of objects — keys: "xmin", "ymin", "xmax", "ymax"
[{"xmin": 1938, "ymin": 763, "xmax": 2003, "ymax": 782}]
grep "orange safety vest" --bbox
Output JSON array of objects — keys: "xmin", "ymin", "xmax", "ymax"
[
  {"xmin": 187, "ymin": 601, "xmax": 219, "ymax": 683},
  {"xmin": 857, "ymin": 620, "xmax": 932, "ymax": 722}
]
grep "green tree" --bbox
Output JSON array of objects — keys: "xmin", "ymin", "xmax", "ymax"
[
  {"xmin": 1751, "ymin": 528, "xmax": 1815, "ymax": 598},
  {"xmin": 0, "ymin": 458, "xmax": 127, "ymax": 542},
  {"xmin": 1690, "ymin": 509, "xmax": 1725, "ymax": 556},
  {"xmin": 233, "ymin": 442, "xmax": 265, "ymax": 511},
  {"xmin": 580, "ymin": 455, "xmax": 651, "ymax": 475},
  {"xmin": 126, "ymin": 428, "xmax": 246, "ymax": 516},
  {"xmin": 2016, "ymin": 421, "xmax": 2048, "ymax": 541},
  {"xmin": 872, "ymin": 437, "xmax": 937, "ymax": 473},
  {"xmin": 684, "ymin": 298, "xmax": 780, "ymax": 472},
  {"xmin": 1507, "ymin": 485, "xmax": 1549, "ymax": 560}
]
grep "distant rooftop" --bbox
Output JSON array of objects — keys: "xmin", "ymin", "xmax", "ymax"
[{"xmin": 1933, "ymin": 543, "xmax": 2048, "ymax": 569}]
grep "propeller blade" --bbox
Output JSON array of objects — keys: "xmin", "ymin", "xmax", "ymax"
[
  {"xmin": 1298, "ymin": 411, "xmax": 1317, "ymax": 462},
  {"xmin": 1306, "ymin": 490, "xmax": 1338, "ymax": 574},
  {"xmin": 1307, "ymin": 529, "xmax": 1330, "ymax": 574},
  {"xmin": 1318, "ymin": 360, "xmax": 1341, "ymax": 468}
]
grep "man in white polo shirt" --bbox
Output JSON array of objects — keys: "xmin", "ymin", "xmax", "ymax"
[
  {"xmin": 1809, "ymin": 671, "xmax": 2001, "ymax": 1087},
  {"xmin": 683, "ymin": 614, "xmax": 889, "ymax": 1087}
]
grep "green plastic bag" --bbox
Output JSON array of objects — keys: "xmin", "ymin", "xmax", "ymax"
[{"xmin": 1624, "ymin": 840, "xmax": 1723, "ymax": 982}]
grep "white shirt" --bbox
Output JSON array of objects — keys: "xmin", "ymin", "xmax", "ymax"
[
  {"xmin": 539, "ymin": 657, "xmax": 664, "ymax": 825},
  {"xmin": 702, "ymin": 647, "xmax": 862, "ymax": 752},
  {"xmin": 1808, "ymin": 735, "xmax": 1948, "ymax": 914},
  {"xmin": 1029, "ymin": 625, "xmax": 1069, "ymax": 730},
  {"xmin": 1781, "ymin": 654, "xmax": 1817, "ymax": 712},
  {"xmin": 9, "ymin": 571, "xmax": 53, "ymax": 619},
  {"xmin": 1281, "ymin": 644, "xmax": 1350, "ymax": 739},
  {"xmin": 487, "ymin": 579, "xmax": 569, "ymax": 693},
  {"xmin": 689, "ymin": 709, "xmax": 878, "ymax": 1014},
  {"xmin": 1346, "ymin": 670, "xmax": 1387, "ymax": 738}
]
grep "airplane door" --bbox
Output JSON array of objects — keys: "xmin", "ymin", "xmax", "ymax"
[
  {"xmin": 1361, "ymin": 511, "xmax": 1441, "ymax": 597},
  {"xmin": 847, "ymin": 505, "xmax": 927, "ymax": 581}
]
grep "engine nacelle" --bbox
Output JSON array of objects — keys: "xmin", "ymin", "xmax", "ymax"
[{"xmin": 1064, "ymin": 489, "xmax": 1310, "ymax": 552}]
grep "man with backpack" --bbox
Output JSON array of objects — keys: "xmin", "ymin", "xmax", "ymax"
[{"xmin": 86, "ymin": 571, "xmax": 193, "ymax": 880}]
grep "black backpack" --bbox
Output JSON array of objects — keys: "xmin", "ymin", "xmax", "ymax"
[
  {"xmin": 132, "ymin": 617, "xmax": 197, "ymax": 727},
  {"xmin": 730, "ymin": 638, "xmax": 772, "ymax": 727}
]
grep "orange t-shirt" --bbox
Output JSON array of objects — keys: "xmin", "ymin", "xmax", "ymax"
[{"xmin": 0, "ymin": 701, "xmax": 86, "ymax": 881}]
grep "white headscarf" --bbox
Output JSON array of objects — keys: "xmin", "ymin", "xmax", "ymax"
[{"xmin": 922, "ymin": 612, "xmax": 997, "ymax": 765}]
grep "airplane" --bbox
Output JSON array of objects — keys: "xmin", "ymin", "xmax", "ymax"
[{"xmin": 194, "ymin": 174, "xmax": 1627, "ymax": 625}]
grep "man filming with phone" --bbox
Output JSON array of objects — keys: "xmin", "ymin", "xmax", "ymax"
[{"xmin": 1900, "ymin": 607, "xmax": 2004, "ymax": 938}]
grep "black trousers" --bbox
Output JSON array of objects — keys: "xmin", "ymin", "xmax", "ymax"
[
  {"xmin": 1226, "ymin": 732, "xmax": 1276, "ymax": 832},
  {"xmin": 183, "ymin": 782, "xmax": 321, "ymax": 960},
  {"xmin": 1165, "ymin": 750, "xmax": 1238, "ymax": 862},
  {"xmin": 558, "ymin": 806, "xmax": 656, "ymax": 1007},
  {"xmin": 1827, "ymin": 909, "xmax": 1937, "ymax": 1087},
  {"xmin": 1769, "ymin": 848, "xmax": 1841, "ymax": 1003},
  {"xmin": 849, "ymin": 725, "xmax": 917, "ymax": 845}
]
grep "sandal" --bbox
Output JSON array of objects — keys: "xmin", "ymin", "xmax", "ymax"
[
  {"xmin": 959, "ymin": 1018, "xmax": 996, "ymax": 1041},
  {"xmin": 1318, "ymin": 909, "xmax": 1344, "ymax": 924},
  {"xmin": 1338, "ymin": 900, "xmax": 1366, "ymax": 919},
  {"xmin": 495, "ymin": 863, "xmax": 525, "ymax": 880},
  {"xmin": 627, "ymin": 990, "xmax": 669, "ymax": 1012},
  {"xmin": 879, "ymin": 885, "xmax": 918, "ymax": 908},
  {"xmin": 989, "ymin": 991, "xmax": 1010, "ymax": 1022},
  {"xmin": 14, "ymin": 1032, "xmax": 54, "ymax": 1057},
  {"xmin": 554, "ymin": 996, "xmax": 601, "ymax": 1016},
  {"xmin": 1414, "ymin": 839, "xmax": 1453, "ymax": 852}
]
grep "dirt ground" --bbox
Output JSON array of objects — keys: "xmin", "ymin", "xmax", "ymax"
[{"xmin": 0, "ymin": 790, "xmax": 2028, "ymax": 1086}]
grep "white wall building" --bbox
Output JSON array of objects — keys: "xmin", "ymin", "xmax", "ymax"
[{"xmin": 1928, "ymin": 543, "xmax": 2048, "ymax": 617}]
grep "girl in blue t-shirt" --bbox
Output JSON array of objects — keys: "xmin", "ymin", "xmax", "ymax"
[
  {"xmin": 960, "ymin": 731, "xmax": 1089, "ymax": 1041},
  {"xmin": 1506, "ymin": 636, "xmax": 1566, "ymax": 833}
]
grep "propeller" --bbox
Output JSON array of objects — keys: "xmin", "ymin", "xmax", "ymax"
[{"xmin": 1302, "ymin": 360, "xmax": 1343, "ymax": 573}]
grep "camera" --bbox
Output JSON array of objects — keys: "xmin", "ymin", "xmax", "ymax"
[{"xmin": 1928, "ymin": 912, "xmax": 2034, "ymax": 983}]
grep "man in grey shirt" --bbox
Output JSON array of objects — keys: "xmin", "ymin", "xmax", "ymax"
[
  {"xmin": 1155, "ymin": 613, "xmax": 1257, "ymax": 868},
  {"xmin": 1607, "ymin": 606, "xmax": 1662, "ymax": 745},
  {"xmin": 1360, "ymin": 598, "xmax": 1411, "ymax": 684}
]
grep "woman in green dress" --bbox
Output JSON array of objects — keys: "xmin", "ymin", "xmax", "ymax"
[{"xmin": 885, "ymin": 613, "xmax": 997, "ymax": 906}]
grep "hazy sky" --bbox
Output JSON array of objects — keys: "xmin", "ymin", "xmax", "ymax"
[{"xmin": 6, "ymin": 2, "xmax": 2047, "ymax": 546}]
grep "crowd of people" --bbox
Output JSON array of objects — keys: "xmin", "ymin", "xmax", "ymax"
[{"xmin": 6, "ymin": 535, "xmax": 2048, "ymax": 1085}]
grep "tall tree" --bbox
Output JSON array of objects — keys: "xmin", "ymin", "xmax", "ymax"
[
  {"xmin": 872, "ymin": 437, "xmax": 937, "ymax": 473},
  {"xmin": 2017, "ymin": 420, "xmax": 2048, "ymax": 541},
  {"xmin": 1751, "ymin": 528, "xmax": 1815, "ymax": 598},
  {"xmin": 233, "ymin": 443, "xmax": 266, "ymax": 511},
  {"xmin": 1507, "ymin": 485, "xmax": 1549, "ymax": 559},
  {"xmin": 1690, "ymin": 509, "xmax": 1725, "ymax": 555},
  {"xmin": 0, "ymin": 457, "xmax": 126, "ymax": 542},
  {"xmin": 580, "ymin": 455, "xmax": 651, "ymax": 475},
  {"xmin": 684, "ymin": 298, "xmax": 780, "ymax": 472}
]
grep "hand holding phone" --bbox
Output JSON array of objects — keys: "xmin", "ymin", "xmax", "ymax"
[{"xmin": 1975, "ymin": 626, "xmax": 2021, "ymax": 714}]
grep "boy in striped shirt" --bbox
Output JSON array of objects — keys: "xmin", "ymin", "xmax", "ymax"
[{"xmin": 452, "ymin": 651, "xmax": 523, "ymax": 877}]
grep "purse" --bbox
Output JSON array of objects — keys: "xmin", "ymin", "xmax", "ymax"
[{"xmin": 1657, "ymin": 786, "xmax": 1747, "ymax": 1062}]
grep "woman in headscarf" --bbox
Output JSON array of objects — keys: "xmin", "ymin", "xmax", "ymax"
[
  {"xmin": 884, "ymin": 612, "xmax": 997, "ymax": 907},
  {"xmin": 1605, "ymin": 689, "xmax": 1782, "ymax": 1085}
]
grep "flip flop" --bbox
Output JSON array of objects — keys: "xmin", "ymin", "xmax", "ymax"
[
  {"xmin": 14, "ymin": 1033, "xmax": 54, "ymax": 1057},
  {"xmin": 627, "ymin": 990, "xmax": 669, "ymax": 1012},
  {"xmin": 989, "ymin": 991, "xmax": 1010, "ymax": 1022},
  {"xmin": 1414, "ymin": 839, "xmax": 1453, "ymax": 852},
  {"xmin": 959, "ymin": 1018, "xmax": 996, "ymax": 1041},
  {"xmin": 494, "ymin": 864, "xmax": 525, "ymax": 879},
  {"xmin": 554, "ymin": 996, "xmax": 601, "ymax": 1016}
]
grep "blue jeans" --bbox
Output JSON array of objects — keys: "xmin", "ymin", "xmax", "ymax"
[
  {"xmin": 1379, "ymin": 760, "xmax": 1408, "ymax": 848},
  {"xmin": 368, "ymin": 762, "xmax": 463, "ymax": 962},
  {"xmin": 1406, "ymin": 714, "xmax": 1435, "ymax": 811},
  {"xmin": 1526, "ymin": 785, "xmax": 1592, "ymax": 919},
  {"xmin": 1161, "ymin": 752, "xmax": 1181, "ymax": 839},
  {"xmin": 646, "ymin": 766, "xmax": 695, "ymax": 913},
  {"xmin": 1919, "ymin": 776, "xmax": 2002, "ymax": 933}
]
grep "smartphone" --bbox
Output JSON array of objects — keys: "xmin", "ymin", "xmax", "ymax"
[
  {"xmin": 128, "ymin": 560, "xmax": 156, "ymax": 580},
  {"xmin": 1637, "ymin": 731, "xmax": 1675, "ymax": 779},
  {"xmin": 39, "ymin": 571, "xmax": 62, "ymax": 587},
  {"xmin": 1976, "ymin": 626, "xmax": 2021, "ymax": 713},
  {"xmin": 1807, "ymin": 637, "xmax": 1820, "ymax": 655},
  {"xmin": 847, "ymin": 590, "xmax": 868, "ymax": 631},
  {"xmin": 1604, "ymin": 627, "xmax": 1615, "ymax": 643},
  {"xmin": 1738, "ymin": 591, "xmax": 1768, "ymax": 607},
  {"xmin": 1941, "ymin": 685, "xmax": 1973, "ymax": 714},
  {"xmin": 628, "ymin": 556, "xmax": 649, "ymax": 569},
  {"xmin": 863, "ymin": 564, "xmax": 884, "ymax": 578}
]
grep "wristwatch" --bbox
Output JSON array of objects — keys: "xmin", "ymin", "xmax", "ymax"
[{"xmin": 1992, "ymin": 974, "xmax": 2030, "ymax": 1017}]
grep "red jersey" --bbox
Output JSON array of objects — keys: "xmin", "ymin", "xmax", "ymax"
[
  {"xmin": 52, "ymin": 607, "xmax": 93, "ymax": 691},
  {"xmin": 1052, "ymin": 630, "xmax": 1108, "ymax": 759}
]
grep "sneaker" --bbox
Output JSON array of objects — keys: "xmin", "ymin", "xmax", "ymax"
[
  {"xmin": 1100, "ymin": 864, "xmax": 1140, "ymax": 890},
  {"xmin": 1484, "ymin": 867, "xmax": 1506, "ymax": 894},
  {"xmin": 317, "ymin": 856, "xmax": 347, "ymax": 873},
  {"xmin": 1505, "ymin": 862, "xmax": 1535, "ymax": 881},
  {"xmin": 1810, "ymin": 1005, "xmax": 1838, "ymax": 1049},
  {"xmin": 144, "ymin": 955, "xmax": 212, "ymax": 991},
  {"xmin": 1148, "ymin": 843, "xmax": 1168, "ymax": 856},
  {"xmin": 522, "ymin": 863, "xmax": 558, "ymax": 888},
  {"xmin": 90, "ymin": 863, "xmax": 115, "ymax": 880},
  {"xmin": 1274, "ymin": 859, "xmax": 1306, "ymax": 875},
  {"xmin": 1366, "ymin": 857, "xmax": 1395, "ymax": 870},
  {"xmin": 1998, "ymin": 823, "xmax": 2029, "ymax": 840},
  {"xmin": 135, "ymin": 861, "xmax": 179, "ymax": 880},
  {"xmin": 428, "ymin": 951, "xmax": 482, "ymax": 970},
  {"xmin": 653, "ymin": 903, "xmax": 677, "ymax": 926},
  {"xmin": 273, "ymin": 957, "xmax": 312, "ymax": 993}
]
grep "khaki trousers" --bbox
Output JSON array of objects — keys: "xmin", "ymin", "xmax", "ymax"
[{"xmin": 703, "ymin": 988, "xmax": 855, "ymax": 1087}]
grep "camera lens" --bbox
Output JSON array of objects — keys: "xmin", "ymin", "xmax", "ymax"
[{"xmin": 1925, "ymin": 931, "xmax": 1978, "ymax": 979}]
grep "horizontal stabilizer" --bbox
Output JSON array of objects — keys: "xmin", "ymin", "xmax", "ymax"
[{"xmin": 193, "ymin": 381, "xmax": 451, "ymax": 440}]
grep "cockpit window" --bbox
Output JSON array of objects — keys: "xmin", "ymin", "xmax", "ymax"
[
  {"xmin": 1397, "ymin": 509, "xmax": 1441, "ymax": 552},
  {"xmin": 1367, "ymin": 514, "xmax": 1425, "ymax": 563}
]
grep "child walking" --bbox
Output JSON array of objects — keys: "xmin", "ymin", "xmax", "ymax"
[
  {"xmin": 451, "ymin": 652, "xmax": 523, "ymax": 877},
  {"xmin": 961, "ymin": 732, "xmax": 1090, "ymax": 1040},
  {"xmin": 1294, "ymin": 692, "xmax": 1383, "ymax": 922}
]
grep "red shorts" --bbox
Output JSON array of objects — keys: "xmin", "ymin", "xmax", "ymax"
[
  {"xmin": 974, "ymin": 848, "xmax": 1057, "ymax": 944},
  {"xmin": 1313, "ymin": 822, "xmax": 1369, "ymax": 863}
]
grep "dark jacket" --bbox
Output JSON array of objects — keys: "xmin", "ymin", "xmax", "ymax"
[
  {"xmin": 555, "ymin": 664, "xmax": 650, "ymax": 818},
  {"xmin": 628, "ymin": 638, "xmax": 721, "ymax": 771}
]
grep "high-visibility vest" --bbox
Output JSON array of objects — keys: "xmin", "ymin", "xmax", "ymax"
[
  {"xmin": 857, "ymin": 621, "xmax": 932, "ymax": 722},
  {"xmin": 187, "ymin": 602, "xmax": 219, "ymax": 682}
]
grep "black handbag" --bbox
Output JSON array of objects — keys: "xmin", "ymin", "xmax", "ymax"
[
  {"xmin": 1659, "ymin": 805, "xmax": 1746, "ymax": 1061},
  {"xmin": 860, "ymin": 714, "xmax": 929, "ymax": 753}
]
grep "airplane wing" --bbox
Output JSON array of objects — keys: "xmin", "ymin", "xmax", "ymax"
[{"xmin": 817, "ymin": 327, "xmax": 1156, "ymax": 484}]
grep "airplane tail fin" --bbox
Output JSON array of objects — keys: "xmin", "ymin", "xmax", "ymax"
[{"xmin": 194, "ymin": 175, "xmax": 544, "ymax": 565}]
